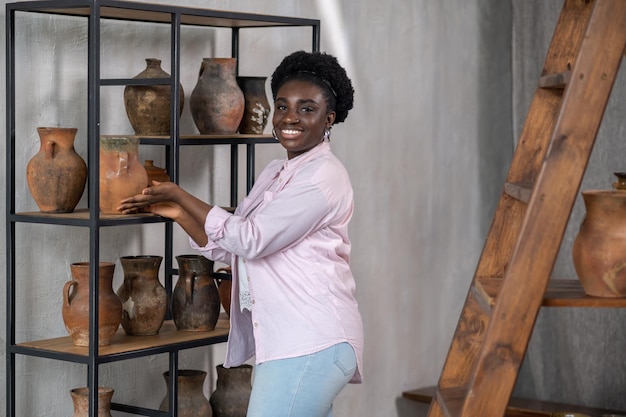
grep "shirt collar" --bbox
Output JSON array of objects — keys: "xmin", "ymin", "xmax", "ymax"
[{"xmin": 281, "ymin": 141, "xmax": 330, "ymax": 172}]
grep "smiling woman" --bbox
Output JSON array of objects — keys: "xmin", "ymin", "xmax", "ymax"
[{"xmin": 119, "ymin": 50, "xmax": 363, "ymax": 417}]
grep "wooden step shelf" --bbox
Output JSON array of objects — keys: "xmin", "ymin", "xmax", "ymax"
[
  {"xmin": 538, "ymin": 70, "xmax": 571, "ymax": 89},
  {"xmin": 403, "ymin": 386, "xmax": 625, "ymax": 417}
]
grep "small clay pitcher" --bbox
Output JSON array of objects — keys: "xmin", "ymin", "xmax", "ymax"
[
  {"xmin": 209, "ymin": 364, "xmax": 252, "ymax": 417},
  {"xmin": 124, "ymin": 57, "xmax": 184, "ymax": 136},
  {"xmin": 99, "ymin": 136, "xmax": 148, "ymax": 214},
  {"xmin": 62, "ymin": 262, "xmax": 122, "ymax": 346},
  {"xmin": 236, "ymin": 76, "xmax": 270, "ymax": 134},
  {"xmin": 172, "ymin": 255, "xmax": 221, "ymax": 331},
  {"xmin": 26, "ymin": 127, "xmax": 87, "ymax": 213},
  {"xmin": 159, "ymin": 370, "xmax": 212, "ymax": 417},
  {"xmin": 144, "ymin": 159, "xmax": 170, "ymax": 186},
  {"xmin": 70, "ymin": 387, "xmax": 114, "ymax": 417},
  {"xmin": 189, "ymin": 58, "xmax": 244, "ymax": 134},
  {"xmin": 117, "ymin": 255, "xmax": 167, "ymax": 336}
]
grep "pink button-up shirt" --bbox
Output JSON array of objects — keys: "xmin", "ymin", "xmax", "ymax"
[{"xmin": 190, "ymin": 141, "xmax": 363, "ymax": 383}]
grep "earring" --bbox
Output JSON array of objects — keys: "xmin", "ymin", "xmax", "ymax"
[
  {"xmin": 272, "ymin": 128, "xmax": 279, "ymax": 141},
  {"xmin": 323, "ymin": 128, "xmax": 331, "ymax": 141}
]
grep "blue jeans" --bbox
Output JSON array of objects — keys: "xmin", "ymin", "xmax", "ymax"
[{"xmin": 246, "ymin": 342, "xmax": 357, "ymax": 417}]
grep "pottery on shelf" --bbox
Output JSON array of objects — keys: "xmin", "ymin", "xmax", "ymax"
[
  {"xmin": 190, "ymin": 58, "xmax": 244, "ymax": 134},
  {"xmin": 172, "ymin": 255, "xmax": 221, "ymax": 331},
  {"xmin": 99, "ymin": 136, "xmax": 148, "ymax": 214},
  {"xmin": 26, "ymin": 127, "xmax": 87, "ymax": 213},
  {"xmin": 209, "ymin": 364, "xmax": 252, "ymax": 417},
  {"xmin": 124, "ymin": 58, "xmax": 184, "ymax": 136},
  {"xmin": 159, "ymin": 370, "xmax": 212, "ymax": 417},
  {"xmin": 117, "ymin": 255, "xmax": 167, "ymax": 336},
  {"xmin": 214, "ymin": 266, "xmax": 232, "ymax": 317},
  {"xmin": 70, "ymin": 387, "xmax": 114, "ymax": 417},
  {"xmin": 236, "ymin": 76, "xmax": 270, "ymax": 134},
  {"xmin": 62, "ymin": 262, "xmax": 122, "ymax": 346},
  {"xmin": 144, "ymin": 159, "xmax": 170, "ymax": 186}
]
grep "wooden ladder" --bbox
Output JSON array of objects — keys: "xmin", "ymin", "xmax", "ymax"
[{"xmin": 427, "ymin": 1, "xmax": 626, "ymax": 416}]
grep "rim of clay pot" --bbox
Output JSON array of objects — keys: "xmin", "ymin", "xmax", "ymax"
[
  {"xmin": 37, "ymin": 126, "xmax": 78, "ymax": 133},
  {"xmin": 70, "ymin": 387, "xmax": 115, "ymax": 396},
  {"xmin": 99, "ymin": 135, "xmax": 140, "ymax": 150},
  {"xmin": 120, "ymin": 255, "xmax": 163, "ymax": 260},
  {"xmin": 216, "ymin": 364, "xmax": 252, "ymax": 370},
  {"xmin": 71, "ymin": 261, "xmax": 116, "ymax": 268},
  {"xmin": 582, "ymin": 189, "xmax": 626, "ymax": 197},
  {"xmin": 162, "ymin": 369, "xmax": 207, "ymax": 377}
]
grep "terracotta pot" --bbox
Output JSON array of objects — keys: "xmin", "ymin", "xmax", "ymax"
[
  {"xmin": 117, "ymin": 255, "xmax": 167, "ymax": 336},
  {"xmin": 210, "ymin": 364, "xmax": 252, "ymax": 417},
  {"xmin": 190, "ymin": 58, "xmax": 244, "ymax": 134},
  {"xmin": 99, "ymin": 136, "xmax": 148, "ymax": 214},
  {"xmin": 26, "ymin": 127, "xmax": 87, "ymax": 213},
  {"xmin": 124, "ymin": 58, "xmax": 184, "ymax": 136},
  {"xmin": 144, "ymin": 159, "xmax": 170, "ymax": 186},
  {"xmin": 572, "ymin": 189, "xmax": 626, "ymax": 297},
  {"xmin": 70, "ymin": 387, "xmax": 114, "ymax": 417},
  {"xmin": 62, "ymin": 262, "xmax": 122, "ymax": 346},
  {"xmin": 159, "ymin": 370, "xmax": 212, "ymax": 417},
  {"xmin": 172, "ymin": 255, "xmax": 220, "ymax": 331},
  {"xmin": 214, "ymin": 267, "xmax": 232, "ymax": 317},
  {"xmin": 236, "ymin": 76, "xmax": 270, "ymax": 134}
]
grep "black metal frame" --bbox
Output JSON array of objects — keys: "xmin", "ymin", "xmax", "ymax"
[{"xmin": 5, "ymin": 1, "xmax": 320, "ymax": 415}]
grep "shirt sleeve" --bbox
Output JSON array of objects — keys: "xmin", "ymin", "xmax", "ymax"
[{"xmin": 189, "ymin": 205, "xmax": 234, "ymax": 264}]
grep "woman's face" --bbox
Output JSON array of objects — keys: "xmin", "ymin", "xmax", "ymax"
[{"xmin": 273, "ymin": 79, "xmax": 336, "ymax": 159}]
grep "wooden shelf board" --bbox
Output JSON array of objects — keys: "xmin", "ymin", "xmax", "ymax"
[
  {"xmin": 403, "ymin": 386, "xmax": 624, "ymax": 417},
  {"xmin": 475, "ymin": 278, "xmax": 626, "ymax": 307},
  {"xmin": 17, "ymin": 319, "xmax": 229, "ymax": 357},
  {"xmin": 14, "ymin": 209, "xmax": 156, "ymax": 220}
]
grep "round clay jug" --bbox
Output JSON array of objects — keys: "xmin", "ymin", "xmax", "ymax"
[
  {"xmin": 236, "ymin": 76, "xmax": 270, "ymax": 134},
  {"xmin": 189, "ymin": 58, "xmax": 244, "ymax": 134},
  {"xmin": 159, "ymin": 370, "xmax": 212, "ymax": 417},
  {"xmin": 124, "ymin": 58, "xmax": 184, "ymax": 136},
  {"xmin": 117, "ymin": 255, "xmax": 167, "ymax": 336},
  {"xmin": 99, "ymin": 136, "xmax": 148, "ymax": 214},
  {"xmin": 209, "ymin": 364, "xmax": 252, "ymax": 417},
  {"xmin": 62, "ymin": 262, "xmax": 122, "ymax": 346},
  {"xmin": 144, "ymin": 159, "xmax": 170, "ymax": 186},
  {"xmin": 172, "ymin": 255, "xmax": 220, "ymax": 331},
  {"xmin": 572, "ymin": 189, "xmax": 626, "ymax": 297},
  {"xmin": 214, "ymin": 267, "xmax": 232, "ymax": 317},
  {"xmin": 26, "ymin": 127, "xmax": 87, "ymax": 213},
  {"xmin": 70, "ymin": 387, "xmax": 114, "ymax": 417}
]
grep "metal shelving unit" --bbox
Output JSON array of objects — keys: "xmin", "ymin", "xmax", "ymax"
[{"xmin": 5, "ymin": 1, "xmax": 319, "ymax": 415}]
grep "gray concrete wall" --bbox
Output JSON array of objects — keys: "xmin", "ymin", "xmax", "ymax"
[{"xmin": 0, "ymin": 0, "xmax": 513, "ymax": 415}]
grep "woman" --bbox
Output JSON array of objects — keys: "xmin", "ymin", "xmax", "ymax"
[{"xmin": 119, "ymin": 50, "xmax": 363, "ymax": 417}]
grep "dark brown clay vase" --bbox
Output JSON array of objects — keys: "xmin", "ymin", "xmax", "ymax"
[
  {"xmin": 26, "ymin": 127, "xmax": 87, "ymax": 213},
  {"xmin": 144, "ymin": 159, "xmax": 170, "ymax": 186},
  {"xmin": 70, "ymin": 387, "xmax": 114, "ymax": 417},
  {"xmin": 236, "ymin": 76, "xmax": 270, "ymax": 134},
  {"xmin": 117, "ymin": 255, "xmax": 167, "ymax": 336},
  {"xmin": 172, "ymin": 255, "xmax": 220, "ymax": 331},
  {"xmin": 210, "ymin": 364, "xmax": 253, "ymax": 417},
  {"xmin": 124, "ymin": 58, "xmax": 184, "ymax": 136},
  {"xmin": 99, "ymin": 136, "xmax": 148, "ymax": 214},
  {"xmin": 572, "ymin": 189, "xmax": 626, "ymax": 297},
  {"xmin": 190, "ymin": 58, "xmax": 244, "ymax": 134},
  {"xmin": 214, "ymin": 267, "xmax": 232, "ymax": 317},
  {"xmin": 159, "ymin": 370, "xmax": 212, "ymax": 417},
  {"xmin": 62, "ymin": 262, "xmax": 122, "ymax": 346}
]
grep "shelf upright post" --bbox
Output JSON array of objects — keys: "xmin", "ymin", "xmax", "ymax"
[
  {"xmin": 312, "ymin": 21, "xmax": 321, "ymax": 52},
  {"xmin": 229, "ymin": 27, "xmax": 241, "ymax": 206},
  {"xmin": 87, "ymin": 0, "xmax": 103, "ymax": 414}
]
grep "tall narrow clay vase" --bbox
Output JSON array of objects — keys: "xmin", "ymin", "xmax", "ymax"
[
  {"xmin": 236, "ymin": 76, "xmax": 270, "ymax": 134},
  {"xmin": 62, "ymin": 262, "xmax": 122, "ymax": 346},
  {"xmin": 26, "ymin": 127, "xmax": 87, "ymax": 213},
  {"xmin": 117, "ymin": 255, "xmax": 167, "ymax": 336},
  {"xmin": 172, "ymin": 255, "xmax": 221, "ymax": 331},
  {"xmin": 124, "ymin": 58, "xmax": 184, "ymax": 136},
  {"xmin": 209, "ymin": 364, "xmax": 253, "ymax": 417},
  {"xmin": 99, "ymin": 136, "xmax": 148, "ymax": 214},
  {"xmin": 159, "ymin": 370, "xmax": 212, "ymax": 417},
  {"xmin": 572, "ymin": 189, "xmax": 626, "ymax": 297},
  {"xmin": 190, "ymin": 58, "xmax": 244, "ymax": 134},
  {"xmin": 70, "ymin": 387, "xmax": 114, "ymax": 417}
]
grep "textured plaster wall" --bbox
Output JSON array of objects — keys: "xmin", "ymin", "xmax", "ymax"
[{"xmin": 0, "ymin": 0, "xmax": 513, "ymax": 416}]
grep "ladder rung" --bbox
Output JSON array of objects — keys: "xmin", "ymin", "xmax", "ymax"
[
  {"xmin": 436, "ymin": 386, "xmax": 467, "ymax": 417},
  {"xmin": 503, "ymin": 181, "xmax": 533, "ymax": 203},
  {"xmin": 538, "ymin": 70, "xmax": 571, "ymax": 89}
]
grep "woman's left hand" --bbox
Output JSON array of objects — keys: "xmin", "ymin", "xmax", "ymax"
[{"xmin": 118, "ymin": 181, "xmax": 181, "ymax": 217}]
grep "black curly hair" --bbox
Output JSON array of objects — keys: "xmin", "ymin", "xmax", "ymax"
[{"xmin": 271, "ymin": 50, "xmax": 354, "ymax": 124}]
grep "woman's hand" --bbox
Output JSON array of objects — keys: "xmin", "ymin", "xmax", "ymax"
[{"xmin": 118, "ymin": 181, "xmax": 182, "ymax": 218}]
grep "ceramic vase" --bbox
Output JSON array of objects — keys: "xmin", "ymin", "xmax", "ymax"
[
  {"xmin": 572, "ymin": 189, "xmax": 626, "ymax": 297},
  {"xmin": 70, "ymin": 387, "xmax": 114, "ymax": 417},
  {"xmin": 144, "ymin": 159, "xmax": 170, "ymax": 186},
  {"xmin": 159, "ymin": 370, "xmax": 212, "ymax": 417},
  {"xmin": 99, "ymin": 136, "xmax": 148, "ymax": 214},
  {"xmin": 172, "ymin": 255, "xmax": 221, "ymax": 331},
  {"xmin": 236, "ymin": 76, "xmax": 270, "ymax": 134},
  {"xmin": 190, "ymin": 58, "xmax": 244, "ymax": 134},
  {"xmin": 124, "ymin": 58, "xmax": 184, "ymax": 136},
  {"xmin": 26, "ymin": 127, "xmax": 87, "ymax": 213},
  {"xmin": 62, "ymin": 262, "xmax": 122, "ymax": 346},
  {"xmin": 214, "ymin": 267, "xmax": 232, "ymax": 317},
  {"xmin": 117, "ymin": 255, "xmax": 167, "ymax": 336},
  {"xmin": 209, "ymin": 364, "xmax": 253, "ymax": 417}
]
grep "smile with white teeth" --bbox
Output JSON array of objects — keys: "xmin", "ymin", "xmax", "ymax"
[{"xmin": 281, "ymin": 129, "xmax": 301, "ymax": 135}]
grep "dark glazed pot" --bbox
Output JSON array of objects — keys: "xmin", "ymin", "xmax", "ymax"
[
  {"xmin": 70, "ymin": 387, "xmax": 114, "ymax": 417},
  {"xmin": 159, "ymin": 370, "xmax": 212, "ymax": 417},
  {"xmin": 236, "ymin": 76, "xmax": 270, "ymax": 134},
  {"xmin": 210, "ymin": 364, "xmax": 253, "ymax": 417}
]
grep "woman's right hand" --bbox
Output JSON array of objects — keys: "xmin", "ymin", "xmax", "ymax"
[{"xmin": 118, "ymin": 181, "xmax": 182, "ymax": 218}]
